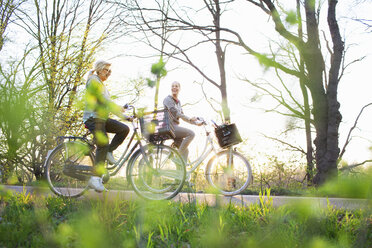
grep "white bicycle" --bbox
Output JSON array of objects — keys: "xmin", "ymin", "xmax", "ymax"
[
  {"xmin": 184, "ymin": 119, "xmax": 252, "ymax": 195},
  {"xmin": 127, "ymin": 118, "xmax": 253, "ymax": 197}
]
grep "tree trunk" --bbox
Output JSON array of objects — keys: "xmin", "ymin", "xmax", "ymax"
[
  {"xmin": 214, "ymin": 0, "xmax": 230, "ymax": 122},
  {"xmin": 301, "ymin": 0, "xmax": 343, "ymax": 186},
  {"xmin": 297, "ymin": 0, "xmax": 314, "ymax": 183},
  {"xmin": 313, "ymin": 0, "xmax": 343, "ymax": 185},
  {"xmin": 302, "ymin": 0, "xmax": 329, "ymax": 185}
]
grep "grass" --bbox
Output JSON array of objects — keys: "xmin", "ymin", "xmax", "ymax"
[{"xmin": 0, "ymin": 185, "xmax": 371, "ymax": 248}]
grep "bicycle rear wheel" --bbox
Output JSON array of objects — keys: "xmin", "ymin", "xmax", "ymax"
[
  {"xmin": 128, "ymin": 144, "xmax": 186, "ymax": 200},
  {"xmin": 206, "ymin": 148, "xmax": 252, "ymax": 196},
  {"xmin": 45, "ymin": 141, "xmax": 94, "ymax": 197}
]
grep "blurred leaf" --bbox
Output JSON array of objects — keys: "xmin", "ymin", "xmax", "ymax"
[
  {"xmin": 146, "ymin": 78, "xmax": 156, "ymax": 88},
  {"xmin": 74, "ymin": 211, "xmax": 107, "ymax": 248},
  {"xmin": 66, "ymin": 142, "xmax": 90, "ymax": 156},
  {"xmin": 285, "ymin": 11, "xmax": 298, "ymax": 25},
  {"xmin": 95, "ymin": 165, "xmax": 107, "ymax": 177},
  {"xmin": 145, "ymin": 122, "xmax": 156, "ymax": 134},
  {"xmin": 150, "ymin": 58, "xmax": 167, "ymax": 78},
  {"xmin": 318, "ymin": 172, "xmax": 372, "ymax": 199},
  {"xmin": 256, "ymin": 54, "xmax": 274, "ymax": 69},
  {"xmin": 137, "ymin": 108, "xmax": 146, "ymax": 118},
  {"xmin": 95, "ymin": 131, "xmax": 108, "ymax": 146},
  {"xmin": 308, "ymin": 237, "xmax": 336, "ymax": 248}
]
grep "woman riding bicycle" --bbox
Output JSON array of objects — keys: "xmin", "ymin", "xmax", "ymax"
[
  {"xmin": 163, "ymin": 81, "xmax": 203, "ymax": 162},
  {"xmin": 83, "ymin": 60, "xmax": 132, "ymax": 192}
]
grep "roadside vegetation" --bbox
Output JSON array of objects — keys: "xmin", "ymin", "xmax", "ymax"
[{"xmin": 0, "ymin": 185, "xmax": 371, "ymax": 248}]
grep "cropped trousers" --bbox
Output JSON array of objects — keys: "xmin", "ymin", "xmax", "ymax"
[
  {"xmin": 172, "ymin": 124, "xmax": 195, "ymax": 162},
  {"xmin": 84, "ymin": 117, "xmax": 129, "ymax": 176}
]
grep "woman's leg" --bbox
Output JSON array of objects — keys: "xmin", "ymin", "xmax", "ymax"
[
  {"xmin": 85, "ymin": 118, "xmax": 108, "ymax": 176},
  {"xmin": 173, "ymin": 125, "xmax": 195, "ymax": 161},
  {"xmin": 105, "ymin": 118, "xmax": 130, "ymax": 152}
]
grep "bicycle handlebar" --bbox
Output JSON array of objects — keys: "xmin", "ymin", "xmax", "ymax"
[
  {"xmin": 195, "ymin": 117, "xmax": 207, "ymax": 126},
  {"xmin": 123, "ymin": 104, "xmax": 136, "ymax": 120},
  {"xmin": 196, "ymin": 118, "xmax": 226, "ymax": 129},
  {"xmin": 123, "ymin": 104, "xmax": 134, "ymax": 110}
]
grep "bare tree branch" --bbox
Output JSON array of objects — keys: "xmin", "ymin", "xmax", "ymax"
[
  {"xmin": 262, "ymin": 134, "xmax": 306, "ymax": 154},
  {"xmin": 339, "ymin": 160, "xmax": 372, "ymax": 171},
  {"xmin": 339, "ymin": 102, "xmax": 372, "ymax": 161}
]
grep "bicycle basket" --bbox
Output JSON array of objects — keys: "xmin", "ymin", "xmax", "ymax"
[
  {"xmin": 139, "ymin": 109, "xmax": 175, "ymax": 142},
  {"xmin": 215, "ymin": 123, "xmax": 242, "ymax": 148}
]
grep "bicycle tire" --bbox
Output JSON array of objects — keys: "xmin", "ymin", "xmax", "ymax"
[
  {"xmin": 127, "ymin": 144, "xmax": 186, "ymax": 200},
  {"xmin": 45, "ymin": 140, "xmax": 94, "ymax": 198},
  {"xmin": 205, "ymin": 149, "xmax": 252, "ymax": 196}
]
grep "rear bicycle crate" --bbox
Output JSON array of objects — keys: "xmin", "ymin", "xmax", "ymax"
[
  {"xmin": 215, "ymin": 123, "xmax": 242, "ymax": 148},
  {"xmin": 139, "ymin": 109, "xmax": 175, "ymax": 142}
]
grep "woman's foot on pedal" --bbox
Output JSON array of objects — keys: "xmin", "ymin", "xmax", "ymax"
[
  {"xmin": 106, "ymin": 152, "xmax": 117, "ymax": 164},
  {"xmin": 88, "ymin": 176, "xmax": 106, "ymax": 193}
]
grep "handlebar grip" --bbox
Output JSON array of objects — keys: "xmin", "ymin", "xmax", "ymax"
[
  {"xmin": 195, "ymin": 117, "xmax": 207, "ymax": 125},
  {"xmin": 124, "ymin": 104, "xmax": 136, "ymax": 110},
  {"xmin": 211, "ymin": 120, "xmax": 219, "ymax": 128}
]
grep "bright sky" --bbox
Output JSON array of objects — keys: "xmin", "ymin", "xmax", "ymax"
[{"xmin": 99, "ymin": 0, "xmax": 372, "ymax": 168}]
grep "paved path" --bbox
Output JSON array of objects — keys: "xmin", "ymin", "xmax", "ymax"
[{"xmin": 2, "ymin": 185, "xmax": 370, "ymax": 210}]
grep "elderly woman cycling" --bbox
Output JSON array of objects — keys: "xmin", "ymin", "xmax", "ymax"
[{"xmin": 83, "ymin": 60, "xmax": 132, "ymax": 192}]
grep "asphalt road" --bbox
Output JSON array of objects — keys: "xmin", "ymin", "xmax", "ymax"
[{"xmin": 2, "ymin": 185, "xmax": 370, "ymax": 210}]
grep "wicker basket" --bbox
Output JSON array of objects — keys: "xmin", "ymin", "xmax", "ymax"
[
  {"xmin": 215, "ymin": 123, "xmax": 242, "ymax": 148},
  {"xmin": 139, "ymin": 109, "xmax": 175, "ymax": 142}
]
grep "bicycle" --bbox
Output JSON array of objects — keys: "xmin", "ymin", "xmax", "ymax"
[
  {"xmin": 127, "ymin": 118, "xmax": 253, "ymax": 198},
  {"xmin": 44, "ymin": 105, "xmax": 186, "ymax": 200},
  {"xmin": 190, "ymin": 119, "xmax": 252, "ymax": 196}
]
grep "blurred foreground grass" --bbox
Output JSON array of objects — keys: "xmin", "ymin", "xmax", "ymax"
[{"xmin": 0, "ymin": 184, "xmax": 371, "ymax": 248}]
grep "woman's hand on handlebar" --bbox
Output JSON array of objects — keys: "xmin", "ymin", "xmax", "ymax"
[
  {"xmin": 193, "ymin": 117, "xmax": 206, "ymax": 126},
  {"xmin": 123, "ymin": 104, "xmax": 134, "ymax": 110},
  {"xmin": 126, "ymin": 115, "xmax": 135, "ymax": 122},
  {"xmin": 121, "ymin": 104, "xmax": 136, "ymax": 121}
]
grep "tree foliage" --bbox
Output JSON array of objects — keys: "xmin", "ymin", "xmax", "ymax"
[
  {"xmin": 0, "ymin": 47, "xmax": 44, "ymax": 181},
  {"xmin": 0, "ymin": 0, "xmax": 27, "ymax": 51},
  {"xmin": 0, "ymin": 0, "xmax": 127, "ymax": 180}
]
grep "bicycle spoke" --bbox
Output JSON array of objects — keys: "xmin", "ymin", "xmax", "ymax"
[
  {"xmin": 128, "ymin": 144, "xmax": 186, "ymax": 200},
  {"xmin": 45, "ymin": 141, "xmax": 93, "ymax": 198},
  {"xmin": 206, "ymin": 150, "xmax": 252, "ymax": 196}
]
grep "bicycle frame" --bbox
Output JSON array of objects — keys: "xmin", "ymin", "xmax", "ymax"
[
  {"xmin": 53, "ymin": 113, "xmax": 149, "ymax": 178},
  {"xmin": 185, "ymin": 123, "xmax": 226, "ymax": 178},
  {"xmin": 106, "ymin": 127, "xmax": 139, "ymax": 176},
  {"xmin": 105, "ymin": 117, "xmax": 152, "ymax": 177}
]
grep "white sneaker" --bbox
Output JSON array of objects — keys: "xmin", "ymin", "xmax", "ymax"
[
  {"xmin": 106, "ymin": 152, "xmax": 117, "ymax": 165},
  {"xmin": 88, "ymin": 176, "xmax": 106, "ymax": 193}
]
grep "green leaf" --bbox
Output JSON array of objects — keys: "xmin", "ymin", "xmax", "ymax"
[
  {"xmin": 151, "ymin": 58, "xmax": 167, "ymax": 77},
  {"xmin": 147, "ymin": 78, "xmax": 156, "ymax": 88},
  {"xmin": 285, "ymin": 11, "xmax": 298, "ymax": 25}
]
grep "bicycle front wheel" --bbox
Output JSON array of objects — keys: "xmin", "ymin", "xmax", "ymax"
[
  {"xmin": 45, "ymin": 141, "xmax": 94, "ymax": 198},
  {"xmin": 206, "ymin": 149, "xmax": 252, "ymax": 196},
  {"xmin": 127, "ymin": 144, "xmax": 186, "ymax": 200}
]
